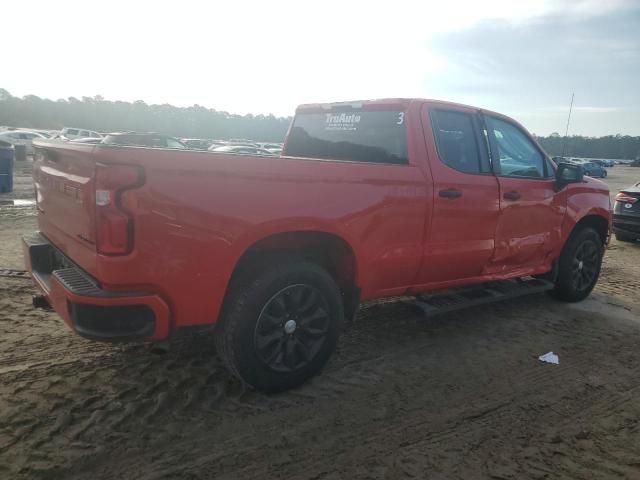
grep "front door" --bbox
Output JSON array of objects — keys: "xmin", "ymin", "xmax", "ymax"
[
  {"xmin": 483, "ymin": 114, "xmax": 565, "ymax": 273},
  {"xmin": 417, "ymin": 105, "xmax": 501, "ymax": 284}
]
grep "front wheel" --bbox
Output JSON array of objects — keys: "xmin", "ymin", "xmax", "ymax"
[
  {"xmin": 549, "ymin": 227, "xmax": 603, "ymax": 302},
  {"xmin": 602, "ymin": 170, "xmax": 607, "ymax": 178},
  {"xmin": 215, "ymin": 260, "xmax": 343, "ymax": 392}
]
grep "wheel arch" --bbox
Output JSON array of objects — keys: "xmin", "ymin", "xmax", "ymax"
[
  {"xmin": 226, "ymin": 230, "xmax": 361, "ymax": 320},
  {"xmin": 567, "ymin": 213, "xmax": 610, "ymax": 246}
]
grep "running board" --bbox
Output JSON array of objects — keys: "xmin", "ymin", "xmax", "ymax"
[{"xmin": 414, "ymin": 277, "xmax": 554, "ymax": 317}]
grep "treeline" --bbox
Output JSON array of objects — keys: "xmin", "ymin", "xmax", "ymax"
[
  {"xmin": 0, "ymin": 89, "xmax": 291, "ymax": 142},
  {"xmin": 535, "ymin": 133, "xmax": 640, "ymax": 160}
]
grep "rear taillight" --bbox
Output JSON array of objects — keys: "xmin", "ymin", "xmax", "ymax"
[
  {"xmin": 95, "ymin": 163, "xmax": 143, "ymax": 255},
  {"xmin": 615, "ymin": 192, "xmax": 638, "ymax": 204}
]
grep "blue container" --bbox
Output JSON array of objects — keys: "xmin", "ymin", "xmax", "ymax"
[{"xmin": 0, "ymin": 143, "xmax": 15, "ymax": 193}]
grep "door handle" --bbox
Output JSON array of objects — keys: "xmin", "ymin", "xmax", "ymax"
[
  {"xmin": 503, "ymin": 191, "xmax": 521, "ymax": 201},
  {"xmin": 439, "ymin": 189, "xmax": 462, "ymax": 199}
]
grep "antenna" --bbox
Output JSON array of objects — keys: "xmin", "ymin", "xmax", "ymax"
[{"xmin": 561, "ymin": 92, "xmax": 574, "ymax": 158}]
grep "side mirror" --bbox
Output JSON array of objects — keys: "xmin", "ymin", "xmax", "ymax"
[{"xmin": 556, "ymin": 162, "xmax": 584, "ymax": 186}]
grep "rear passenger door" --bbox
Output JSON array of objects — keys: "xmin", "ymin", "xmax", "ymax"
[
  {"xmin": 483, "ymin": 115, "xmax": 565, "ymax": 272},
  {"xmin": 417, "ymin": 105, "xmax": 500, "ymax": 284}
]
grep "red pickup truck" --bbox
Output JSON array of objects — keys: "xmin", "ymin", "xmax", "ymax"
[{"xmin": 25, "ymin": 98, "xmax": 611, "ymax": 392}]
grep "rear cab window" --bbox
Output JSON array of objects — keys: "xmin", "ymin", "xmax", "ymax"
[{"xmin": 285, "ymin": 109, "xmax": 408, "ymax": 164}]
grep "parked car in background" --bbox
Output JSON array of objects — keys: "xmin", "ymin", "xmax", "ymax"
[
  {"xmin": 60, "ymin": 127, "xmax": 103, "ymax": 140},
  {"xmin": 580, "ymin": 161, "xmax": 607, "ymax": 178},
  {"xmin": 182, "ymin": 138, "xmax": 214, "ymax": 150},
  {"xmin": 612, "ymin": 182, "xmax": 640, "ymax": 242},
  {"xmin": 31, "ymin": 130, "xmax": 53, "ymax": 138},
  {"xmin": 0, "ymin": 129, "xmax": 48, "ymax": 155},
  {"xmin": 101, "ymin": 132, "xmax": 186, "ymax": 149},
  {"xmin": 70, "ymin": 137, "xmax": 103, "ymax": 144},
  {"xmin": 590, "ymin": 159, "xmax": 614, "ymax": 169},
  {"xmin": 209, "ymin": 145, "xmax": 274, "ymax": 155},
  {"xmin": 257, "ymin": 142, "xmax": 283, "ymax": 150}
]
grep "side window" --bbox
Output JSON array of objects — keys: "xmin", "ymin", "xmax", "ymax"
[
  {"xmin": 67, "ymin": 129, "xmax": 79, "ymax": 136},
  {"xmin": 486, "ymin": 117, "xmax": 545, "ymax": 178},
  {"xmin": 431, "ymin": 110, "xmax": 483, "ymax": 174}
]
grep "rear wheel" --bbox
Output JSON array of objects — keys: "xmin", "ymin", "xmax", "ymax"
[
  {"xmin": 602, "ymin": 170, "xmax": 607, "ymax": 178},
  {"xmin": 215, "ymin": 260, "xmax": 343, "ymax": 392},
  {"xmin": 550, "ymin": 227, "xmax": 603, "ymax": 302}
]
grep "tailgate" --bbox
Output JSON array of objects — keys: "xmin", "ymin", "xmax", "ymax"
[{"xmin": 33, "ymin": 140, "xmax": 98, "ymax": 271}]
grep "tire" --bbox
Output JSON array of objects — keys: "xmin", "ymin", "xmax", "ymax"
[
  {"xmin": 549, "ymin": 227, "xmax": 603, "ymax": 302},
  {"xmin": 215, "ymin": 260, "xmax": 343, "ymax": 393},
  {"xmin": 615, "ymin": 232, "xmax": 637, "ymax": 243},
  {"xmin": 602, "ymin": 170, "xmax": 607, "ymax": 178},
  {"xmin": 584, "ymin": 171, "xmax": 591, "ymax": 176}
]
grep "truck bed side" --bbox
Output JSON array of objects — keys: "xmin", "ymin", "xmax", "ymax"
[{"xmin": 32, "ymin": 140, "xmax": 430, "ymax": 331}]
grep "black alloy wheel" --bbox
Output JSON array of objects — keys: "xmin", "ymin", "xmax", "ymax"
[
  {"xmin": 215, "ymin": 259, "xmax": 343, "ymax": 392},
  {"xmin": 550, "ymin": 227, "xmax": 603, "ymax": 302},
  {"xmin": 570, "ymin": 239, "xmax": 600, "ymax": 293},
  {"xmin": 254, "ymin": 284, "xmax": 330, "ymax": 373}
]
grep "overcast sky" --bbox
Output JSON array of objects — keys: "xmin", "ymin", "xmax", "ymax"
[{"xmin": 3, "ymin": 0, "xmax": 638, "ymax": 136}]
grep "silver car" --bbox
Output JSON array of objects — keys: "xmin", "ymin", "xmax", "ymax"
[{"xmin": 0, "ymin": 130, "xmax": 48, "ymax": 155}]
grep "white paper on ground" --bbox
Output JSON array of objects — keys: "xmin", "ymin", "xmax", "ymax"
[{"xmin": 538, "ymin": 351, "xmax": 559, "ymax": 365}]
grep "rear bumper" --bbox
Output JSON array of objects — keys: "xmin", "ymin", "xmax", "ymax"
[
  {"xmin": 613, "ymin": 214, "xmax": 640, "ymax": 238},
  {"xmin": 23, "ymin": 232, "xmax": 171, "ymax": 342}
]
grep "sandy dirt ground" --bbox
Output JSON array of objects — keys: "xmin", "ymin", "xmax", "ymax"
[{"xmin": 1, "ymin": 163, "xmax": 640, "ymax": 480}]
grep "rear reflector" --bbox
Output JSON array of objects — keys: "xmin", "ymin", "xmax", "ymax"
[{"xmin": 95, "ymin": 163, "xmax": 143, "ymax": 255}]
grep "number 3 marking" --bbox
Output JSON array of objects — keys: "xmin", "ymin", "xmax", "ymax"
[{"xmin": 397, "ymin": 112, "xmax": 405, "ymax": 125}]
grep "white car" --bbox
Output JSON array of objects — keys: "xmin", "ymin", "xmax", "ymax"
[
  {"xmin": 210, "ymin": 145, "xmax": 275, "ymax": 156},
  {"xmin": 60, "ymin": 127, "xmax": 103, "ymax": 140},
  {"xmin": 0, "ymin": 130, "xmax": 48, "ymax": 155}
]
